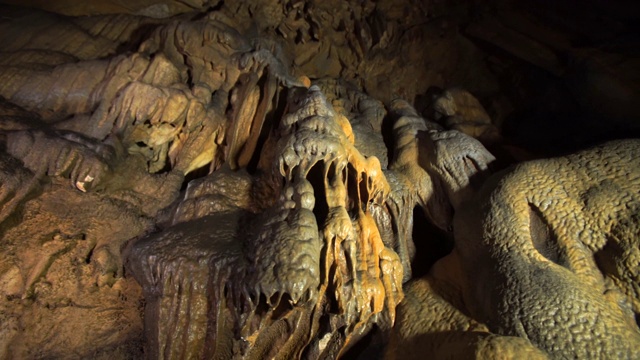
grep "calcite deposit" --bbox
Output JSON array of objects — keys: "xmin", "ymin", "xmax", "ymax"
[{"xmin": 0, "ymin": 0, "xmax": 638, "ymax": 359}]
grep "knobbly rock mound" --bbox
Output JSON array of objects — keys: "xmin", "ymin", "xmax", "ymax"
[
  {"xmin": 455, "ymin": 139, "xmax": 640, "ymax": 358},
  {"xmin": 390, "ymin": 139, "xmax": 640, "ymax": 359}
]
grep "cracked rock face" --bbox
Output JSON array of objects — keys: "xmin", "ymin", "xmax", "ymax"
[{"xmin": 0, "ymin": 1, "xmax": 639, "ymax": 359}]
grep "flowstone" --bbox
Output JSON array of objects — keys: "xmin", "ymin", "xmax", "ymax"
[
  {"xmin": 127, "ymin": 85, "xmax": 405, "ymax": 358},
  {"xmin": 125, "ymin": 78, "xmax": 499, "ymax": 358},
  {"xmin": 389, "ymin": 139, "xmax": 640, "ymax": 359}
]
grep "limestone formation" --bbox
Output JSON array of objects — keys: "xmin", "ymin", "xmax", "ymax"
[
  {"xmin": 0, "ymin": 5, "xmax": 312, "ymax": 357},
  {"xmin": 124, "ymin": 81, "xmax": 496, "ymax": 358},
  {"xmin": 0, "ymin": 0, "xmax": 638, "ymax": 359},
  {"xmin": 454, "ymin": 139, "xmax": 640, "ymax": 358},
  {"xmin": 127, "ymin": 85, "xmax": 405, "ymax": 358},
  {"xmin": 431, "ymin": 88, "xmax": 502, "ymax": 146},
  {"xmin": 391, "ymin": 140, "xmax": 640, "ymax": 359}
]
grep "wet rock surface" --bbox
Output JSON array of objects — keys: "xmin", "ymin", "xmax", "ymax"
[{"xmin": 0, "ymin": 0, "xmax": 638, "ymax": 359}]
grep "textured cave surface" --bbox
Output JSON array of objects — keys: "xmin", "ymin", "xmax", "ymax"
[{"xmin": 0, "ymin": 0, "xmax": 639, "ymax": 359}]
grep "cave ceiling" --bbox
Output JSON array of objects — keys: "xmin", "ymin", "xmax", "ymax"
[{"xmin": 0, "ymin": 0, "xmax": 639, "ymax": 359}]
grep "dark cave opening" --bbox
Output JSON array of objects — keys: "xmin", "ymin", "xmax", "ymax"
[
  {"xmin": 410, "ymin": 206, "xmax": 454, "ymax": 279},
  {"xmin": 380, "ymin": 109, "xmax": 396, "ymax": 164},
  {"xmin": 179, "ymin": 162, "xmax": 212, "ymax": 191},
  {"xmin": 341, "ymin": 324, "xmax": 385, "ymax": 360},
  {"xmin": 308, "ymin": 160, "xmax": 329, "ymax": 229},
  {"xmin": 346, "ymin": 163, "xmax": 361, "ymax": 217},
  {"xmin": 246, "ymin": 82, "xmax": 291, "ymax": 173}
]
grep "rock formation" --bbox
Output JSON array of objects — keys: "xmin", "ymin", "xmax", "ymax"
[
  {"xmin": 390, "ymin": 139, "xmax": 640, "ymax": 358},
  {"xmin": 0, "ymin": 0, "xmax": 638, "ymax": 359}
]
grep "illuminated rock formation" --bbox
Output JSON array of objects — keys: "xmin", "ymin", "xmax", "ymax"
[
  {"xmin": 0, "ymin": 8, "xmax": 309, "ymax": 358},
  {"xmin": 0, "ymin": 0, "xmax": 638, "ymax": 359},
  {"xmin": 390, "ymin": 139, "xmax": 640, "ymax": 359},
  {"xmin": 454, "ymin": 139, "xmax": 640, "ymax": 358},
  {"xmin": 127, "ymin": 85, "xmax": 404, "ymax": 358},
  {"xmin": 125, "ymin": 77, "xmax": 496, "ymax": 357}
]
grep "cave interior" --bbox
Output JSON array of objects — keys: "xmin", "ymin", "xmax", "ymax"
[{"xmin": 0, "ymin": 0, "xmax": 639, "ymax": 358}]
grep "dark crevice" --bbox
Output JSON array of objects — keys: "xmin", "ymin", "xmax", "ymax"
[
  {"xmin": 246, "ymin": 83, "xmax": 289, "ymax": 173},
  {"xmin": 211, "ymin": 0, "xmax": 225, "ymax": 12},
  {"xmin": 114, "ymin": 23, "xmax": 162, "ymax": 56},
  {"xmin": 326, "ymin": 263, "xmax": 340, "ymax": 314},
  {"xmin": 155, "ymin": 146, "xmax": 174, "ymax": 174},
  {"xmin": 191, "ymin": 1, "xmax": 225, "ymax": 20},
  {"xmin": 308, "ymin": 161, "xmax": 329, "ymax": 228},
  {"xmin": 593, "ymin": 235, "xmax": 624, "ymax": 282},
  {"xmin": 341, "ymin": 324, "xmax": 385, "ymax": 360},
  {"xmin": 85, "ymin": 245, "xmax": 95, "ymax": 264},
  {"xmin": 380, "ymin": 112, "xmax": 395, "ymax": 167},
  {"xmin": 179, "ymin": 162, "xmax": 211, "ymax": 191},
  {"xmin": 411, "ymin": 206, "xmax": 454, "ymax": 278},
  {"xmin": 414, "ymin": 86, "xmax": 444, "ymax": 120},
  {"xmin": 358, "ymin": 172, "xmax": 369, "ymax": 207},
  {"xmin": 254, "ymin": 293, "xmax": 270, "ymax": 317},
  {"xmin": 346, "ymin": 163, "xmax": 360, "ymax": 216},
  {"xmin": 181, "ymin": 53, "xmax": 194, "ymax": 88},
  {"xmin": 271, "ymin": 293, "xmax": 293, "ymax": 320},
  {"xmin": 528, "ymin": 203, "xmax": 569, "ymax": 268}
]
